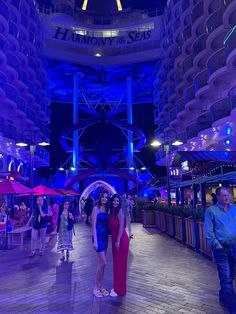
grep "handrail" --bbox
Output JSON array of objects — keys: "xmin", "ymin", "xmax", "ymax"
[{"xmin": 37, "ymin": 4, "xmax": 164, "ymax": 25}]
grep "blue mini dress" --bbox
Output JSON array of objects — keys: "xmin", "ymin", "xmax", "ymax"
[{"xmin": 93, "ymin": 211, "xmax": 109, "ymax": 252}]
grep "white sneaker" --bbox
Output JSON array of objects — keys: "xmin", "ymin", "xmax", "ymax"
[{"xmin": 110, "ymin": 289, "xmax": 118, "ymax": 297}]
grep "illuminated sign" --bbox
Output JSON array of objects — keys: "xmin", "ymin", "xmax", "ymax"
[{"xmin": 52, "ymin": 26, "xmax": 152, "ymax": 47}]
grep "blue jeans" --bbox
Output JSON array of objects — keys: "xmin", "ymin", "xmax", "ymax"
[{"xmin": 213, "ymin": 246, "xmax": 236, "ymax": 309}]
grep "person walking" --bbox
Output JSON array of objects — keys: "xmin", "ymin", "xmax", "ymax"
[
  {"xmin": 91, "ymin": 190, "xmax": 110, "ymax": 298},
  {"xmin": 121, "ymin": 193, "xmax": 133, "ymax": 238},
  {"xmin": 84, "ymin": 197, "xmax": 93, "ymax": 225},
  {"xmin": 108, "ymin": 194, "xmax": 129, "ymax": 297},
  {"xmin": 57, "ymin": 200, "xmax": 74, "ymax": 261},
  {"xmin": 27, "ymin": 196, "xmax": 52, "ymax": 257},
  {"xmin": 204, "ymin": 187, "xmax": 236, "ymax": 313}
]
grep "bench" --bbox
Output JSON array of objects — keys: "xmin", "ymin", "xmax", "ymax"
[{"xmin": 8, "ymin": 226, "xmax": 32, "ymax": 246}]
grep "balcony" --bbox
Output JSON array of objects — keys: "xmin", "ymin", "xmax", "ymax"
[
  {"xmin": 183, "ymin": 85, "xmax": 195, "ymax": 103},
  {"xmin": 167, "ymin": 84, "xmax": 175, "ymax": 98},
  {"xmin": 173, "ymin": 17, "xmax": 181, "ymax": 31},
  {"xmin": 170, "ymin": 108, "xmax": 177, "ymax": 120},
  {"xmin": 206, "ymin": 8, "xmax": 223, "ymax": 35},
  {"xmin": 4, "ymin": 122, "xmax": 17, "ymax": 139},
  {"xmin": 178, "ymin": 131, "xmax": 187, "ymax": 143},
  {"xmin": 176, "ymin": 97, "xmax": 185, "ymax": 113},
  {"xmin": 210, "ymin": 98, "xmax": 231, "ymax": 121},
  {"xmin": 5, "ymin": 83, "xmax": 18, "ymax": 103},
  {"xmin": 192, "ymin": 0, "xmax": 204, "ymax": 24},
  {"xmin": 0, "ymin": 72, "xmax": 7, "ymax": 90},
  {"xmin": 229, "ymin": 85, "xmax": 236, "ymax": 110},
  {"xmin": 207, "ymin": 47, "xmax": 227, "ymax": 76},
  {"xmin": 8, "ymin": 21, "xmax": 18, "ymax": 38},
  {"xmin": 192, "ymin": 33, "xmax": 207, "ymax": 56},
  {"xmin": 186, "ymin": 122, "xmax": 199, "ymax": 139},
  {"xmin": 197, "ymin": 112, "xmax": 213, "ymax": 131},
  {"xmin": 182, "ymin": 24, "xmax": 192, "ymax": 41},
  {"xmin": 194, "ymin": 69, "xmax": 208, "ymax": 92},
  {"xmin": 0, "ymin": 0, "xmax": 9, "ymax": 20},
  {"xmin": 11, "ymin": 0, "xmax": 20, "ymax": 9},
  {"xmin": 181, "ymin": 0, "xmax": 190, "ymax": 12},
  {"xmin": 16, "ymin": 97, "xmax": 27, "ymax": 112},
  {"xmin": 182, "ymin": 55, "xmax": 193, "ymax": 73}
]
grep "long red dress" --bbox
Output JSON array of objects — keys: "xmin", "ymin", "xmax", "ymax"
[{"xmin": 108, "ymin": 208, "xmax": 129, "ymax": 296}]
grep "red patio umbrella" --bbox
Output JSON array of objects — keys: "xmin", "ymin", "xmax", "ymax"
[
  {"xmin": 33, "ymin": 185, "xmax": 61, "ymax": 196},
  {"xmin": 0, "ymin": 179, "xmax": 33, "ymax": 195}
]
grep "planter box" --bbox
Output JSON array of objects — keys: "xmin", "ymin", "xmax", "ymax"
[
  {"xmin": 174, "ymin": 215, "xmax": 186, "ymax": 242},
  {"xmin": 155, "ymin": 211, "xmax": 161, "ymax": 230},
  {"xmin": 198, "ymin": 221, "xmax": 212, "ymax": 258},
  {"xmin": 160, "ymin": 212, "xmax": 167, "ymax": 233},
  {"xmin": 184, "ymin": 217, "xmax": 199, "ymax": 250},
  {"xmin": 166, "ymin": 213, "xmax": 175, "ymax": 237},
  {"xmin": 143, "ymin": 210, "xmax": 156, "ymax": 227},
  {"xmin": 140, "ymin": 210, "xmax": 144, "ymax": 224}
]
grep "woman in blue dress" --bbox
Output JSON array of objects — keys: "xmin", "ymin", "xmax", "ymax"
[{"xmin": 92, "ymin": 190, "xmax": 110, "ymax": 297}]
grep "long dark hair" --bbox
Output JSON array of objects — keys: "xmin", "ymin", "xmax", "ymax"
[
  {"xmin": 109, "ymin": 193, "xmax": 122, "ymax": 216},
  {"xmin": 97, "ymin": 189, "xmax": 110, "ymax": 211}
]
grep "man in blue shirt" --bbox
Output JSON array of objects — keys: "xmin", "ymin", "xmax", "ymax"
[{"xmin": 204, "ymin": 187, "xmax": 236, "ymax": 312}]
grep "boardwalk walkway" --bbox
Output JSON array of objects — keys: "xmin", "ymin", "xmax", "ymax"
[{"xmin": 0, "ymin": 223, "xmax": 226, "ymax": 314}]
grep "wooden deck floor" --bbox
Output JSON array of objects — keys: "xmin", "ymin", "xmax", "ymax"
[{"xmin": 0, "ymin": 222, "xmax": 226, "ymax": 314}]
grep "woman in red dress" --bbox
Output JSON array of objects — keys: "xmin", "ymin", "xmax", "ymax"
[{"xmin": 108, "ymin": 193, "xmax": 129, "ymax": 296}]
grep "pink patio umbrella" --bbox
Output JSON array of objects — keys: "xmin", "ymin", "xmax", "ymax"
[
  {"xmin": 33, "ymin": 185, "xmax": 61, "ymax": 196},
  {"xmin": 0, "ymin": 179, "xmax": 33, "ymax": 195}
]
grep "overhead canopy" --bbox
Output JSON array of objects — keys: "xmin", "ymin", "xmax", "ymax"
[
  {"xmin": 0, "ymin": 180, "xmax": 33, "ymax": 195},
  {"xmin": 172, "ymin": 151, "xmax": 236, "ymax": 167}
]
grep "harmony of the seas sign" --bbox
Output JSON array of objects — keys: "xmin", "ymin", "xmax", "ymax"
[{"xmin": 52, "ymin": 26, "xmax": 153, "ymax": 47}]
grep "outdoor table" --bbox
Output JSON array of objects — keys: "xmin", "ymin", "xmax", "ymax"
[{"xmin": 8, "ymin": 226, "xmax": 32, "ymax": 246}]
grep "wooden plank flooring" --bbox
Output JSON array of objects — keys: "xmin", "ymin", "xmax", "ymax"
[{"xmin": 0, "ymin": 222, "xmax": 226, "ymax": 314}]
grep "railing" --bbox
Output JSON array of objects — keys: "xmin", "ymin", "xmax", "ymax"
[
  {"xmin": 229, "ymin": 85, "xmax": 236, "ymax": 110},
  {"xmin": 0, "ymin": 72, "xmax": 7, "ymax": 90},
  {"xmin": 38, "ymin": 4, "xmax": 164, "ymax": 25},
  {"xmin": 8, "ymin": 21, "xmax": 18, "ymax": 38},
  {"xmin": 186, "ymin": 122, "xmax": 199, "ymax": 139},
  {"xmin": 182, "ymin": 24, "xmax": 192, "ymax": 41},
  {"xmin": 194, "ymin": 69, "xmax": 208, "ymax": 92},
  {"xmin": 191, "ymin": 0, "xmax": 204, "ymax": 24},
  {"xmin": 183, "ymin": 85, "xmax": 195, "ymax": 103},
  {"xmin": 182, "ymin": 55, "xmax": 193, "ymax": 73},
  {"xmin": 0, "ymin": 0, "xmax": 9, "ymax": 19},
  {"xmin": 181, "ymin": 0, "xmax": 190, "ymax": 12},
  {"xmin": 176, "ymin": 97, "xmax": 185, "ymax": 112},
  {"xmin": 16, "ymin": 98, "xmax": 27, "ymax": 112},
  {"xmin": 197, "ymin": 112, "xmax": 213, "ymax": 131},
  {"xmin": 5, "ymin": 84, "xmax": 18, "ymax": 102},
  {"xmin": 210, "ymin": 98, "xmax": 231, "ymax": 121},
  {"xmin": 173, "ymin": 17, "xmax": 181, "ymax": 31},
  {"xmin": 207, "ymin": 47, "xmax": 227, "ymax": 76},
  {"xmin": 192, "ymin": 33, "xmax": 207, "ymax": 56},
  {"xmin": 206, "ymin": 7, "xmax": 223, "ymax": 34},
  {"xmin": 170, "ymin": 108, "xmax": 177, "ymax": 120}
]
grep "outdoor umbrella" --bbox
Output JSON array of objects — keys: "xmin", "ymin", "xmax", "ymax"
[
  {"xmin": 0, "ymin": 179, "xmax": 33, "ymax": 195},
  {"xmin": 33, "ymin": 185, "xmax": 61, "ymax": 196}
]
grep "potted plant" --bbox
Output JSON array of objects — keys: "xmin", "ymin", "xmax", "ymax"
[
  {"xmin": 143, "ymin": 203, "xmax": 156, "ymax": 227},
  {"xmin": 184, "ymin": 206, "xmax": 201, "ymax": 250},
  {"xmin": 172, "ymin": 206, "xmax": 186, "ymax": 242},
  {"xmin": 197, "ymin": 208, "xmax": 212, "ymax": 258}
]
